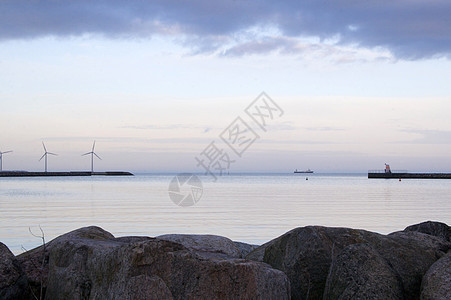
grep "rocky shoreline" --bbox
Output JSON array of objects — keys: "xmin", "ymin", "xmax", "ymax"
[{"xmin": 1, "ymin": 221, "xmax": 449, "ymax": 299}]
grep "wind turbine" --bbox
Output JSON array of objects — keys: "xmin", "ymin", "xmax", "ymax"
[
  {"xmin": 0, "ymin": 150, "xmax": 13, "ymax": 171},
  {"xmin": 82, "ymin": 141, "xmax": 101, "ymax": 172},
  {"xmin": 39, "ymin": 142, "xmax": 57, "ymax": 172}
]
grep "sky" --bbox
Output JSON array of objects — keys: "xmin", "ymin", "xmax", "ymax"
[{"xmin": 1, "ymin": 0, "xmax": 451, "ymax": 173}]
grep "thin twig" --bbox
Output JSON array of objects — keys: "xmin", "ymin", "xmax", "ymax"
[
  {"xmin": 29, "ymin": 226, "xmax": 46, "ymax": 300},
  {"xmin": 29, "ymin": 285, "xmax": 39, "ymax": 300}
]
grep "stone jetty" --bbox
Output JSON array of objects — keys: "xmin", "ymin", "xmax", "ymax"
[{"xmin": 0, "ymin": 171, "xmax": 133, "ymax": 177}]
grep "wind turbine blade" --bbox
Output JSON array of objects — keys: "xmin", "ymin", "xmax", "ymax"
[
  {"xmin": 39, "ymin": 154, "xmax": 46, "ymax": 161},
  {"xmin": 92, "ymin": 141, "xmax": 96, "ymax": 152},
  {"xmin": 48, "ymin": 152, "xmax": 58, "ymax": 156},
  {"xmin": 94, "ymin": 153, "xmax": 102, "ymax": 160},
  {"xmin": 42, "ymin": 142, "xmax": 47, "ymax": 152},
  {"xmin": 82, "ymin": 152, "xmax": 91, "ymax": 156},
  {"xmin": 3, "ymin": 151, "xmax": 12, "ymax": 154}
]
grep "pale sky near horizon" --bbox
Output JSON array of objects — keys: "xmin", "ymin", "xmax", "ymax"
[{"xmin": 1, "ymin": 1, "xmax": 451, "ymax": 173}]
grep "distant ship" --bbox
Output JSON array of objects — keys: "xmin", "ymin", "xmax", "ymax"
[{"xmin": 294, "ymin": 169, "xmax": 313, "ymax": 174}]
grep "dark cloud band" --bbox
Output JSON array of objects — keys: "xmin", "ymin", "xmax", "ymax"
[{"xmin": 1, "ymin": 0, "xmax": 450, "ymax": 59}]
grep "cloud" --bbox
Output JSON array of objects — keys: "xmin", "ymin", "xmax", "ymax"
[
  {"xmin": 121, "ymin": 124, "xmax": 217, "ymax": 133},
  {"xmin": 221, "ymin": 36, "xmax": 393, "ymax": 63},
  {"xmin": 41, "ymin": 136, "xmax": 213, "ymax": 144},
  {"xmin": 304, "ymin": 126, "xmax": 346, "ymax": 132},
  {"xmin": 121, "ymin": 124, "xmax": 208, "ymax": 130},
  {"xmin": 398, "ymin": 129, "xmax": 451, "ymax": 144},
  {"xmin": 261, "ymin": 139, "xmax": 341, "ymax": 145},
  {"xmin": 1, "ymin": 1, "xmax": 450, "ymax": 59},
  {"xmin": 265, "ymin": 121, "xmax": 298, "ymax": 131}
]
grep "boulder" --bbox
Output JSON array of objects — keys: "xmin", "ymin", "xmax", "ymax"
[
  {"xmin": 233, "ymin": 241, "xmax": 259, "ymax": 259},
  {"xmin": 16, "ymin": 225, "xmax": 114, "ymax": 298},
  {"xmin": 124, "ymin": 274, "xmax": 173, "ymax": 300},
  {"xmin": 257, "ymin": 225, "xmax": 449, "ymax": 300},
  {"xmin": 15, "ymin": 243, "xmax": 49, "ymax": 298},
  {"xmin": 246, "ymin": 240, "xmax": 275, "ymax": 262},
  {"xmin": 323, "ymin": 243, "xmax": 404, "ymax": 299},
  {"xmin": 404, "ymin": 221, "xmax": 450, "ymax": 242},
  {"xmin": 114, "ymin": 241, "xmax": 290, "ymax": 300},
  {"xmin": 0, "ymin": 242, "xmax": 29, "ymax": 300},
  {"xmin": 38, "ymin": 227, "xmax": 290, "ymax": 299},
  {"xmin": 420, "ymin": 251, "xmax": 451, "ymax": 300},
  {"xmin": 157, "ymin": 234, "xmax": 242, "ymax": 258},
  {"xmin": 385, "ymin": 231, "xmax": 450, "ymax": 299},
  {"xmin": 259, "ymin": 226, "xmax": 388, "ymax": 299}
]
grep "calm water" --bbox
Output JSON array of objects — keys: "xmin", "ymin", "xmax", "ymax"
[{"xmin": 0, "ymin": 173, "xmax": 450, "ymax": 254}]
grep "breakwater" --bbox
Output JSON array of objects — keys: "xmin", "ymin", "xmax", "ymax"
[
  {"xmin": 368, "ymin": 172, "xmax": 451, "ymax": 179},
  {"xmin": 0, "ymin": 171, "xmax": 133, "ymax": 177}
]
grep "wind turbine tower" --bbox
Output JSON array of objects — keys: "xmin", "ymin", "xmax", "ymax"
[
  {"xmin": 82, "ymin": 141, "xmax": 101, "ymax": 172},
  {"xmin": 0, "ymin": 149, "xmax": 13, "ymax": 171},
  {"xmin": 39, "ymin": 142, "xmax": 57, "ymax": 172}
]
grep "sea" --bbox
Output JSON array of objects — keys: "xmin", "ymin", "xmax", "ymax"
[{"xmin": 1, "ymin": 173, "xmax": 450, "ymax": 255}]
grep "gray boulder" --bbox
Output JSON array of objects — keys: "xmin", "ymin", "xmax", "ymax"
[
  {"xmin": 16, "ymin": 225, "xmax": 114, "ymax": 298},
  {"xmin": 38, "ymin": 227, "xmax": 290, "ymax": 299},
  {"xmin": 233, "ymin": 241, "xmax": 259, "ymax": 259},
  {"xmin": 260, "ymin": 226, "xmax": 385, "ymax": 299},
  {"xmin": 404, "ymin": 221, "xmax": 450, "ymax": 242},
  {"xmin": 246, "ymin": 239, "xmax": 276, "ymax": 262},
  {"xmin": 323, "ymin": 243, "xmax": 404, "ymax": 299},
  {"xmin": 156, "ymin": 234, "xmax": 242, "ymax": 258},
  {"xmin": 0, "ymin": 242, "xmax": 29, "ymax": 300},
  {"xmin": 16, "ymin": 243, "xmax": 49, "ymax": 298},
  {"xmin": 420, "ymin": 251, "xmax": 451, "ymax": 300},
  {"xmin": 385, "ymin": 231, "xmax": 450, "ymax": 299},
  {"xmin": 253, "ymin": 225, "xmax": 449, "ymax": 300}
]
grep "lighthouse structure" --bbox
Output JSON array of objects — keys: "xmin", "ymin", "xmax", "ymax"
[{"xmin": 385, "ymin": 163, "xmax": 392, "ymax": 174}]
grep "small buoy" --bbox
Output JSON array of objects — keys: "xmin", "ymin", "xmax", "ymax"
[
  {"xmin": 399, "ymin": 178, "xmax": 402, "ymax": 181},
  {"xmin": 306, "ymin": 177, "xmax": 308, "ymax": 180}
]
